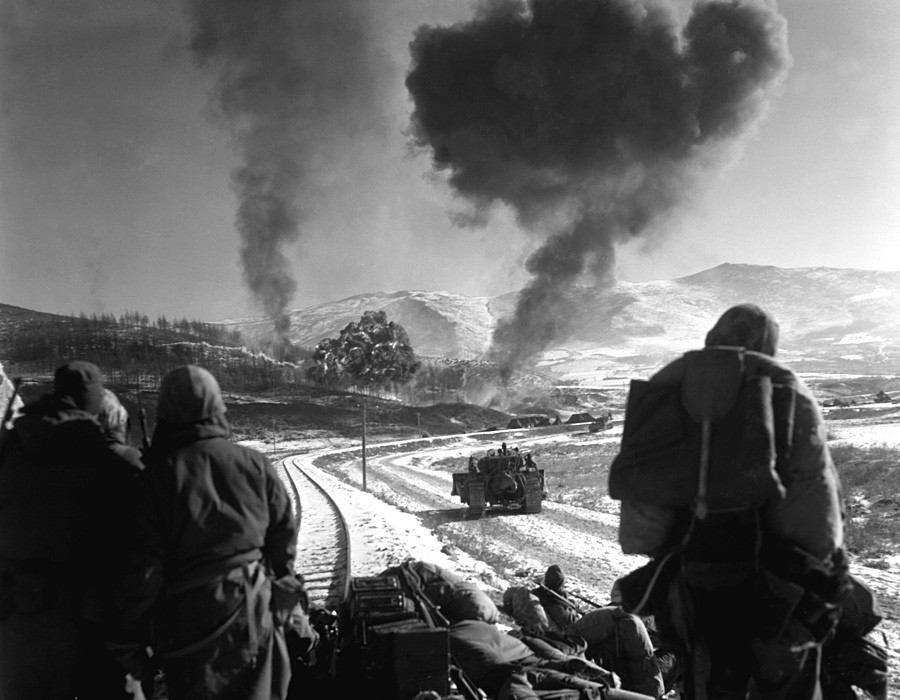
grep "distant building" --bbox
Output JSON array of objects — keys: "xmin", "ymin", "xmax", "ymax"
[
  {"xmin": 506, "ymin": 415, "xmax": 552, "ymax": 429},
  {"xmin": 564, "ymin": 412, "xmax": 595, "ymax": 425}
]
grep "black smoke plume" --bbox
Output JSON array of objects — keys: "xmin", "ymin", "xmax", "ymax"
[
  {"xmin": 406, "ymin": 0, "xmax": 791, "ymax": 374},
  {"xmin": 185, "ymin": 0, "xmax": 389, "ymax": 343}
]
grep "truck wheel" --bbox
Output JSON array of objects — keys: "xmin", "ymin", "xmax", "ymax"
[
  {"xmin": 467, "ymin": 482, "xmax": 486, "ymax": 517},
  {"xmin": 523, "ymin": 482, "xmax": 542, "ymax": 513}
]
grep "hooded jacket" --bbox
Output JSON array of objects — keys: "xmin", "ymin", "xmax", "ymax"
[
  {"xmin": 140, "ymin": 366, "xmax": 295, "ymax": 586},
  {"xmin": 0, "ymin": 382, "xmax": 142, "ymax": 700},
  {"xmin": 97, "ymin": 388, "xmax": 144, "ymax": 472},
  {"xmin": 613, "ymin": 304, "xmax": 844, "ymax": 559},
  {"xmin": 610, "ymin": 307, "xmax": 848, "ymax": 699},
  {"xmin": 112, "ymin": 366, "xmax": 295, "ymax": 687},
  {"xmin": 0, "ymin": 395, "xmax": 119, "ymax": 568}
]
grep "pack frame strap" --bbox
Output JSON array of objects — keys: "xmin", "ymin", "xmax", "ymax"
[
  {"xmin": 694, "ymin": 419, "xmax": 712, "ymax": 520},
  {"xmin": 627, "ymin": 548, "xmax": 680, "ymax": 617},
  {"xmin": 165, "ymin": 550, "xmax": 262, "ymax": 597},
  {"xmin": 159, "ymin": 561, "xmax": 267, "ymax": 661}
]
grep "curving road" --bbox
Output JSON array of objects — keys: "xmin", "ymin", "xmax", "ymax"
[
  {"xmin": 303, "ymin": 430, "xmax": 900, "ymax": 692},
  {"xmin": 309, "ymin": 432, "xmax": 648, "ymax": 613}
]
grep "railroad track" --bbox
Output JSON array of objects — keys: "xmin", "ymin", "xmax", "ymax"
[{"xmin": 280, "ymin": 457, "xmax": 352, "ymax": 609}]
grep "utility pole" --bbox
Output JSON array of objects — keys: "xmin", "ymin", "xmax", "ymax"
[
  {"xmin": 361, "ymin": 401, "xmax": 367, "ymax": 492},
  {"xmin": 416, "ymin": 411, "xmax": 421, "ymax": 436},
  {"xmin": 272, "ymin": 418, "xmax": 277, "ymax": 459}
]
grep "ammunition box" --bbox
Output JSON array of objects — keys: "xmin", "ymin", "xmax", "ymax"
[
  {"xmin": 370, "ymin": 621, "xmax": 450, "ymax": 699},
  {"xmin": 351, "ymin": 575, "xmax": 402, "ymax": 593}
]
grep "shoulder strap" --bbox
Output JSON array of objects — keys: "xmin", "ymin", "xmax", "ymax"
[{"xmin": 681, "ymin": 348, "xmax": 744, "ymax": 519}]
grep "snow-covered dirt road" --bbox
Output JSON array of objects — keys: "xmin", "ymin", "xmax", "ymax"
[
  {"xmin": 306, "ymin": 432, "xmax": 647, "ymax": 608},
  {"xmin": 273, "ymin": 428, "xmax": 899, "ymax": 696}
]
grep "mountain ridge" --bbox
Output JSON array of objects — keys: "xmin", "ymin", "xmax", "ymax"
[
  {"xmin": 3, "ymin": 264, "xmax": 898, "ymax": 383},
  {"xmin": 228, "ymin": 263, "xmax": 900, "ymax": 379}
]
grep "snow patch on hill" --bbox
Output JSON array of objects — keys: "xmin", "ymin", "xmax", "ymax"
[
  {"xmin": 0, "ymin": 361, "xmax": 22, "ymax": 419},
  {"xmin": 224, "ymin": 263, "xmax": 900, "ymax": 382}
]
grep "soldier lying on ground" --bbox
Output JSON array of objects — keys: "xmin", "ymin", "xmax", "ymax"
[
  {"xmin": 449, "ymin": 618, "xmax": 655, "ymax": 700},
  {"xmin": 504, "ymin": 565, "xmax": 668, "ymax": 698},
  {"xmin": 359, "ymin": 560, "xmax": 653, "ymax": 698}
]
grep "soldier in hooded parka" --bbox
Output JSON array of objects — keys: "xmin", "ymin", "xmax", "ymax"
[
  {"xmin": 77, "ymin": 387, "xmax": 147, "ymax": 698},
  {"xmin": 108, "ymin": 365, "xmax": 299, "ymax": 700},
  {"xmin": 609, "ymin": 304, "xmax": 849, "ymax": 699},
  {"xmin": 96, "ymin": 387, "xmax": 145, "ymax": 471},
  {"xmin": 0, "ymin": 361, "xmax": 137, "ymax": 699}
]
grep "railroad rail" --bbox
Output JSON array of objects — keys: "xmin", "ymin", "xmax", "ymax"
[{"xmin": 279, "ymin": 457, "xmax": 352, "ymax": 609}]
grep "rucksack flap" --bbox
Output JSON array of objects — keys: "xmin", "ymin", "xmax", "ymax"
[
  {"xmin": 617, "ymin": 500, "xmax": 685, "ymax": 557},
  {"xmin": 609, "ymin": 348, "xmax": 790, "ymax": 510},
  {"xmin": 839, "ymin": 574, "xmax": 884, "ymax": 637},
  {"xmin": 608, "ymin": 379, "xmax": 695, "ymax": 505},
  {"xmin": 680, "ymin": 347, "xmax": 744, "ymax": 423}
]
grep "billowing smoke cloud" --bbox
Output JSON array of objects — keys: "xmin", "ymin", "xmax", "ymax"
[
  {"xmin": 185, "ymin": 0, "xmax": 390, "ymax": 343},
  {"xmin": 406, "ymin": 0, "xmax": 791, "ymax": 374}
]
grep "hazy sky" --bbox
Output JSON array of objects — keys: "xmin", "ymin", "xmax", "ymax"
[{"xmin": 1, "ymin": 0, "xmax": 898, "ymax": 323}]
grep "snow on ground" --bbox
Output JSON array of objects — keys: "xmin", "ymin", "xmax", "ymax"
[
  {"xmin": 272, "ymin": 430, "xmax": 642, "ymax": 609},
  {"xmin": 259, "ymin": 430, "xmax": 637, "ymax": 612},
  {"xmin": 251, "ymin": 437, "xmax": 490, "ymax": 581},
  {"xmin": 249, "ymin": 417, "xmax": 900, "ymax": 695},
  {"xmin": 826, "ymin": 422, "xmax": 900, "ymax": 447},
  {"xmin": 287, "ymin": 453, "xmax": 498, "ymax": 585}
]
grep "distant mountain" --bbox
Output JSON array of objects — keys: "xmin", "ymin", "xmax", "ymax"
[
  {"xmin": 229, "ymin": 290, "xmax": 505, "ymax": 360},
  {"xmin": 557, "ymin": 264, "xmax": 900, "ymax": 378},
  {"xmin": 4, "ymin": 264, "xmax": 898, "ymax": 384},
  {"xmin": 227, "ymin": 264, "xmax": 900, "ymax": 380}
]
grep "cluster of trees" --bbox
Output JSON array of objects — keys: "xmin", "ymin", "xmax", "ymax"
[
  {"xmin": 1, "ymin": 311, "xmax": 301, "ymax": 392},
  {"xmin": 3, "ymin": 314, "xmax": 239, "ymax": 364},
  {"xmin": 3, "ymin": 306, "xmax": 490, "ymax": 400},
  {"xmin": 80, "ymin": 311, "xmax": 243, "ymax": 345},
  {"xmin": 307, "ymin": 311, "xmax": 420, "ymax": 388}
]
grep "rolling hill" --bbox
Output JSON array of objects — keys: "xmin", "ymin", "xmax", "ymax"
[
  {"xmin": 227, "ymin": 263, "xmax": 900, "ymax": 381},
  {"xmin": 4, "ymin": 263, "xmax": 899, "ymax": 386}
]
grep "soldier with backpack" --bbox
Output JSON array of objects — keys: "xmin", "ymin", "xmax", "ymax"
[
  {"xmin": 108, "ymin": 365, "xmax": 299, "ymax": 700},
  {"xmin": 0, "ymin": 361, "xmax": 139, "ymax": 699},
  {"xmin": 609, "ymin": 304, "xmax": 849, "ymax": 699}
]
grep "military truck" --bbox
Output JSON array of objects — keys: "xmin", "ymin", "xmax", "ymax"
[{"xmin": 450, "ymin": 443, "xmax": 545, "ymax": 515}]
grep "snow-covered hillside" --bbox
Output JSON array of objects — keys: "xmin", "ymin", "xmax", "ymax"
[
  {"xmin": 227, "ymin": 264, "xmax": 900, "ymax": 381},
  {"xmin": 0, "ymin": 362, "xmax": 21, "ymax": 417},
  {"xmin": 231, "ymin": 290, "xmax": 499, "ymax": 360}
]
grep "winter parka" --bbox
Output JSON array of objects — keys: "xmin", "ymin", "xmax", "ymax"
[
  {"xmin": 0, "ymin": 393, "xmax": 136, "ymax": 700},
  {"xmin": 617, "ymin": 347, "xmax": 844, "ymax": 559},
  {"xmin": 612, "ymin": 304, "xmax": 849, "ymax": 700},
  {"xmin": 110, "ymin": 366, "xmax": 296, "ymax": 700}
]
